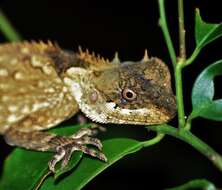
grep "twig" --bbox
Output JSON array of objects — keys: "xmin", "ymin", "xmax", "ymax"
[
  {"xmin": 176, "ymin": 0, "xmax": 186, "ymax": 128},
  {"xmin": 147, "ymin": 124, "xmax": 222, "ymax": 173},
  {"xmin": 158, "ymin": 0, "xmax": 177, "ymax": 68},
  {"xmin": 175, "ymin": 63, "xmax": 185, "ymax": 128},
  {"xmin": 158, "ymin": 0, "xmax": 186, "ymax": 128},
  {"xmin": 178, "ymin": 0, "xmax": 186, "ymax": 60}
]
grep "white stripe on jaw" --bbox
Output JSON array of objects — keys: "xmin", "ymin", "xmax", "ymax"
[{"xmin": 105, "ymin": 102, "xmax": 149, "ymax": 115}]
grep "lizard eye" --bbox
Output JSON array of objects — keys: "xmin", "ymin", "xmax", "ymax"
[{"xmin": 122, "ymin": 88, "xmax": 137, "ymax": 101}]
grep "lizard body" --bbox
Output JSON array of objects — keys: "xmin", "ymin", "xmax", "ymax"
[{"xmin": 0, "ymin": 41, "xmax": 176, "ymax": 172}]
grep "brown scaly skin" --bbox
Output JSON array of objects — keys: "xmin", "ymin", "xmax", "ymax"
[{"xmin": 0, "ymin": 41, "xmax": 176, "ymax": 172}]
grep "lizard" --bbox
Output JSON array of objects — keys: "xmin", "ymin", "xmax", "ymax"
[{"xmin": 0, "ymin": 41, "xmax": 177, "ymax": 172}]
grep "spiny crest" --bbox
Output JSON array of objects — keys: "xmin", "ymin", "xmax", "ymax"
[
  {"xmin": 0, "ymin": 40, "xmax": 60, "ymax": 53},
  {"xmin": 77, "ymin": 46, "xmax": 110, "ymax": 66},
  {"xmin": 22, "ymin": 40, "xmax": 61, "ymax": 52},
  {"xmin": 75, "ymin": 48, "xmax": 151, "ymax": 68}
]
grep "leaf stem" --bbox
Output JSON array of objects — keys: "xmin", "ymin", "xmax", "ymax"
[
  {"xmin": 158, "ymin": 0, "xmax": 177, "ymax": 67},
  {"xmin": 0, "ymin": 9, "xmax": 22, "ymax": 42},
  {"xmin": 147, "ymin": 124, "xmax": 222, "ymax": 172},
  {"xmin": 185, "ymin": 47, "xmax": 200, "ymax": 66},
  {"xmin": 142, "ymin": 133, "xmax": 165, "ymax": 147}
]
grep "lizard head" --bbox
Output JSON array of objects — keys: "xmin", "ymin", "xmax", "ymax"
[{"xmin": 64, "ymin": 53, "xmax": 177, "ymax": 125}]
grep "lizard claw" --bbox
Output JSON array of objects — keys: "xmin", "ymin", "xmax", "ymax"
[{"xmin": 48, "ymin": 128, "xmax": 107, "ymax": 173}]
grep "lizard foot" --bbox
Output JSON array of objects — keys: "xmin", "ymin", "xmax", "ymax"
[{"xmin": 48, "ymin": 128, "xmax": 107, "ymax": 173}]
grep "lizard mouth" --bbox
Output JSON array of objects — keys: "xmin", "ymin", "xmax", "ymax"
[
  {"xmin": 102, "ymin": 102, "xmax": 172, "ymax": 125},
  {"xmin": 80, "ymin": 100, "xmax": 171, "ymax": 125}
]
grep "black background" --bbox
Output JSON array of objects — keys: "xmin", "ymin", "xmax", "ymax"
[{"xmin": 0, "ymin": 0, "xmax": 222, "ymax": 189}]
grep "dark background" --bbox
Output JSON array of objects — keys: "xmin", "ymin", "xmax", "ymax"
[{"xmin": 0, "ymin": 0, "xmax": 222, "ymax": 189}]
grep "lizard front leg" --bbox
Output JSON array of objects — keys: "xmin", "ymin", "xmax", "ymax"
[{"xmin": 4, "ymin": 124, "xmax": 107, "ymax": 173}]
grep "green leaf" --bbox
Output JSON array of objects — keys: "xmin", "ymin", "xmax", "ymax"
[
  {"xmin": 186, "ymin": 9, "xmax": 222, "ymax": 65},
  {"xmin": 0, "ymin": 149, "xmax": 51, "ymax": 190},
  {"xmin": 166, "ymin": 179, "xmax": 216, "ymax": 190},
  {"xmin": 191, "ymin": 60, "xmax": 222, "ymax": 121},
  {"xmin": 0, "ymin": 124, "xmax": 161, "ymax": 190},
  {"xmin": 0, "ymin": 125, "xmax": 85, "ymax": 190},
  {"xmin": 39, "ymin": 138, "xmax": 143, "ymax": 190},
  {"xmin": 195, "ymin": 8, "xmax": 222, "ymax": 51},
  {"xmin": 54, "ymin": 151, "xmax": 82, "ymax": 180}
]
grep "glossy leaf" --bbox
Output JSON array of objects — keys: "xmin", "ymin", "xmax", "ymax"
[
  {"xmin": 39, "ymin": 138, "xmax": 143, "ymax": 190},
  {"xmin": 0, "ymin": 124, "xmax": 158, "ymax": 190},
  {"xmin": 191, "ymin": 60, "xmax": 222, "ymax": 120},
  {"xmin": 186, "ymin": 9, "xmax": 222, "ymax": 65},
  {"xmin": 0, "ymin": 149, "xmax": 51, "ymax": 190},
  {"xmin": 195, "ymin": 9, "xmax": 222, "ymax": 51},
  {"xmin": 166, "ymin": 179, "xmax": 216, "ymax": 190},
  {"xmin": 0, "ymin": 125, "xmax": 85, "ymax": 190}
]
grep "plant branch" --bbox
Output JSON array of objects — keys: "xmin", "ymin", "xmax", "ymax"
[
  {"xmin": 147, "ymin": 124, "xmax": 222, "ymax": 172},
  {"xmin": 0, "ymin": 9, "xmax": 22, "ymax": 42},
  {"xmin": 158, "ymin": 0, "xmax": 186, "ymax": 128},
  {"xmin": 178, "ymin": 0, "xmax": 186, "ymax": 60},
  {"xmin": 176, "ymin": 0, "xmax": 186, "ymax": 128},
  {"xmin": 158, "ymin": 0, "xmax": 177, "ymax": 67},
  {"xmin": 175, "ymin": 64, "xmax": 185, "ymax": 128}
]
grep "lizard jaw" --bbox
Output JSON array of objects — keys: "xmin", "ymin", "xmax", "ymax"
[
  {"xmin": 102, "ymin": 102, "xmax": 171, "ymax": 125},
  {"xmin": 79, "ymin": 100, "xmax": 171, "ymax": 125}
]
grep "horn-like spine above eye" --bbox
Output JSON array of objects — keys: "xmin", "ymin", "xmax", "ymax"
[
  {"xmin": 112, "ymin": 52, "xmax": 120, "ymax": 64},
  {"xmin": 142, "ymin": 49, "xmax": 149, "ymax": 62}
]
